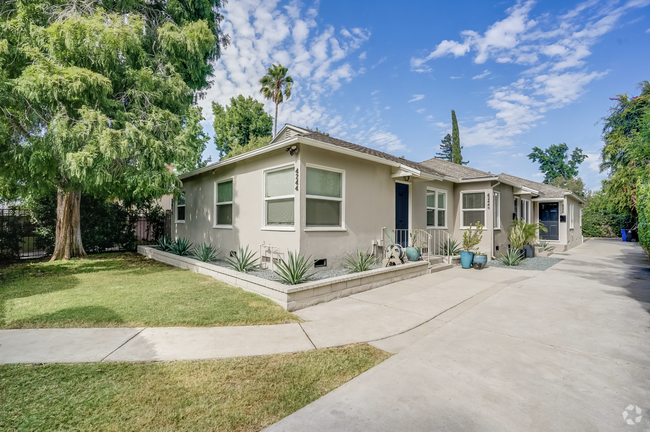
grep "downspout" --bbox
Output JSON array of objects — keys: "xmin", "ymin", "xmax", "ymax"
[{"xmin": 490, "ymin": 182, "xmax": 501, "ymax": 260}]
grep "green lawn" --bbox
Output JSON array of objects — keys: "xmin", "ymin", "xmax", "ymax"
[
  {"xmin": 0, "ymin": 344, "xmax": 390, "ymax": 432},
  {"xmin": 0, "ymin": 253, "xmax": 299, "ymax": 328}
]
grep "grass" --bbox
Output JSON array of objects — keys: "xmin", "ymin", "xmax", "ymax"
[
  {"xmin": 0, "ymin": 252, "xmax": 299, "ymax": 329},
  {"xmin": 0, "ymin": 344, "xmax": 390, "ymax": 432}
]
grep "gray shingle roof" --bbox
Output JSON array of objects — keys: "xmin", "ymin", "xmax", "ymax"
[
  {"xmin": 418, "ymin": 158, "xmax": 495, "ymax": 180},
  {"xmin": 498, "ymin": 173, "xmax": 569, "ymax": 198}
]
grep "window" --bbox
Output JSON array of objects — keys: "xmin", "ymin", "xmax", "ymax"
[
  {"xmin": 265, "ymin": 166, "xmax": 294, "ymax": 226},
  {"xmin": 306, "ymin": 166, "xmax": 343, "ymax": 227},
  {"xmin": 461, "ymin": 192, "xmax": 486, "ymax": 227},
  {"xmin": 521, "ymin": 199, "xmax": 531, "ymax": 223},
  {"xmin": 215, "ymin": 179, "xmax": 233, "ymax": 227},
  {"xmin": 493, "ymin": 191, "xmax": 500, "ymax": 229},
  {"xmin": 426, "ymin": 189, "xmax": 447, "ymax": 228},
  {"xmin": 513, "ymin": 197, "xmax": 518, "ymax": 221},
  {"xmin": 175, "ymin": 192, "xmax": 185, "ymax": 222},
  {"xmin": 569, "ymin": 203, "xmax": 575, "ymax": 229}
]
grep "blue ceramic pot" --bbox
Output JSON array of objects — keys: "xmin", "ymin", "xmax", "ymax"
[
  {"xmin": 460, "ymin": 251, "xmax": 474, "ymax": 269},
  {"xmin": 473, "ymin": 254, "xmax": 487, "ymax": 265},
  {"xmin": 406, "ymin": 247, "xmax": 420, "ymax": 261}
]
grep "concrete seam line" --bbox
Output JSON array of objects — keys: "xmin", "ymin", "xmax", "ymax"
[
  {"xmin": 299, "ymin": 323, "xmax": 317, "ymax": 350},
  {"xmin": 100, "ymin": 327, "xmax": 147, "ymax": 362}
]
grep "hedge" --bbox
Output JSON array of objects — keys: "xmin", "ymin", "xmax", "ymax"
[
  {"xmin": 581, "ymin": 207, "xmax": 636, "ymax": 238},
  {"xmin": 638, "ymin": 181, "xmax": 650, "ymax": 252}
]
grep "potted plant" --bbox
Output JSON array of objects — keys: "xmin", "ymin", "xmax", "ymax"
[
  {"xmin": 508, "ymin": 220, "xmax": 526, "ymax": 259},
  {"xmin": 522, "ymin": 222, "xmax": 547, "ymax": 258},
  {"xmin": 406, "ymin": 231, "xmax": 422, "ymax": 261},
  {"xmin": 461, "ymin": 222, "xmax": 483, "ymax": 269},
  {"xmin": 472, "ymin": 251, "xmax": 487, "ymax": 269}
]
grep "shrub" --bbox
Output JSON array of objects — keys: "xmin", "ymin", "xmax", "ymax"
[
  {"xmin": 508, "ymin": 221, "xmax": 526, "ymax": 250},
  {"xmin": 638, "ymin": 180, "xmax": 650, "ymax": 252},
  {"xmin": 192, "ymin": 243, "xmax": 220, "ymax": 262},
  {"xmin": 537, "ymin": 240, "xmax": 555, "ymax": 253},
  {"xmin": 170, "ymin": 238, "xmax": 193, "ymax": 256},
  {"xmin": 462, "ymin": 222, "xmax": 484, "ymax": 252},
  {"xmin": 274, "ymin": 251, "xmax": 315, "ymax": 284},
  {"xmin": 156, "ymin": 236, "xmax": 174, "ymax": 252},
  {"xmin": 498, "ymin": 249, "xmax": 524, "ymax": 266},
  {"xmin": 226, "ymin": 246, "xmax": 260, "ymax": 272},
  {"xmin": 439, "ymin": 238, "xmax": 461, "ymax": 256},
  {"xmin": 343, "ymin": 250, "xmax": 376, "ymax": 273}
]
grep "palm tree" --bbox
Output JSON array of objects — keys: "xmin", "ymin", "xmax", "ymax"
[{"xmin": 259, "ymin": 64, "xmax": 293, "ymax": 137}]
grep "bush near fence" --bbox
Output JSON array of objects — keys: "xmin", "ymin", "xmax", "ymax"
[
  {"xmin": 581, "ymin": 206, "xmax": 636, "ymax": 238},
  {"xmin": 638, "ymin": 181, "xmax": 650, "ymax": 253}
]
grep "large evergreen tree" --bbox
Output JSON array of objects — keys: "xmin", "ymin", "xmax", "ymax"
[
  {"xmin": 212, "ymin": 95, "xmax": 273, "ymax": 157},
  {"xmin": 450, "ymin": 110, "xmax": 468, "ymax": 165},
  {"xmin": 435, "ymin": 134, "xmax": 453, "ymax": 161},
  {"xmin": 0, "ymin": 0, "xmax": 227, "ymax": 260},
  {"xmin": 528, "ymin": 144, "xmax": 587, "ymax": 184}
]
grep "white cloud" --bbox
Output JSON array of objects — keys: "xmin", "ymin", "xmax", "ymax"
[
  {"xmin": 583, "ymin": 152, "xmax": 602, "ymax": 173},
  {"xmin": 416, "ymin": 108, "xmax": 425, "ymax": 113},
  {"xmin": 385, "ymin": 106, "xmax": 391, "ymax": 110},
  {"xmin": 472, "ymin": 70, "xmax": 491, "ymax": 80},
  {"xmin": 646, "ymin": 28, "xmax": 650, "ymax": 32},
  {"xmin": 411, "ymin": 0, "xmax": 647, "ymax": 148},
  {"xmin": 359, "ymin": 51, "xmax": 367, "ymax": 59},
  {"xmin": 372, "ymin": 56, "xmax": 387, "ymax": 69},
  {"xmin": 532, "ymin": 172, "xmax": 544, "ymax": 178},
  {"xmin": 408, "ymin": 94, "xmax": 425, "ymax": 103},
  {"xmin": 450, "ymin": 76, "xmax": 462, "ymax": 79},
  {"xmin": 371, "ymin": 90, "xmax": 380, "ymax": 95},
  {"xmin": 426, "ymin": 115, "xmax": 434, "ymax": 121}
]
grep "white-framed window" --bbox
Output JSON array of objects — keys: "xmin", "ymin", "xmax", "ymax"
[
  {"xmin": 214, "ymin": 178, "xmax": 233, "ymax": 228},
  {"xmin": 461, "ymin": 191, "xmax": 486, "ymax": 228},
  {"xmin": 175, "ymin": 191, "xmax": 185, "ymax": 223},
  {"xmin": 569, "ymin": 203, "xmax": 575, "ymax": 229},
  {"xmin": 306, "ymin": 165, "xmax": 344, "ymax": 228},
  {"xmin": 493, "ymin": 191, "xmax": 500, "ymax": 229},
  {"xmin": 426, "ymin": 188, "xmax": 447, "ymax": 228},
  {"xmin": 264, "ymin": 165, "xmax": 294, "ymax": 227},
  {"xmin": 521, "ymin": 199, "xmax": 531, "ymax": 223}
]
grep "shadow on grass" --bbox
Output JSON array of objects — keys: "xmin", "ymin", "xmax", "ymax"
[{"xmin": 4, "ymin": 306, "xmax": 124, "ymax": 329}]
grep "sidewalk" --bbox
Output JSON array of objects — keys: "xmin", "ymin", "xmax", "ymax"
[{"xmin": 0, "ymin": 266, "xmax": 542, "ymax": 364}]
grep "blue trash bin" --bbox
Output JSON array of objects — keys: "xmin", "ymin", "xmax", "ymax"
[{"xmin": 621, "ymin": 229, "xmax": 627, "ymax": 242}]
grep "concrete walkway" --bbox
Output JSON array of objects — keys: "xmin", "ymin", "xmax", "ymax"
[
  {"xmin": 264, "ymin": 239, "xmax": 650, "ymax": 431},
  {"xmin": 0, "ymin": 258, "xmax": 542, "ymax": 364}
]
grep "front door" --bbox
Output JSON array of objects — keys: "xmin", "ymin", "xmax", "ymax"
[
  {"xmin": 539, "ymin": 202, "xmax": 559, "ymax": 241},
  {"xmin": 395, "ymin": 183, "xmax": 409, "ymax": 247}
]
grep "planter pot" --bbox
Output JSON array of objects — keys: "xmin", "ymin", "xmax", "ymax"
[
  {"xmin": 473, "ymin": 254, "xmax": 487, "ymax": 265},
  {"xmin": 523, "ymin": 245, "xmax": 535, "ymax": 258},
  {"xmin": 472, "ymin": 262, "xmax": 485, "ymax": 270},
  {"xmin": 405, "ymin": 247, "xmax": 420, "ymax": 262},
  {"xmin": 460, "ymin": 251, "xmax": 474, "ymax": 269}
]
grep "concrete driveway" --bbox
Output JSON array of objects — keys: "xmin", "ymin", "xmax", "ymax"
[{"xmin": 265, "ymin": 239, "xmax": 650, "ymax": 431}]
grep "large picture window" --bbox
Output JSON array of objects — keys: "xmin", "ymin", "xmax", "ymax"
[
  {"xmin": 461, "ymin": 192, "xmax": 486, "ymax": 227},
  {"xmin": 265, "ymin": 167, "xmax": 294, "ymax": 226},
  {"xmin": 215, "ymin": 179, "xmax": 233, "ymax": 227},
  {"xmin": 306, "ymin": 166, "xmax": 343, "ymax": 227},
  {"xmin": 426, "ymin": 189, "xmax": 447, "ymax": 228},
  {"xmin": 493, "ymin": 191, "xmax": 500, "ymax": 229},
  {"xmin": 175, "ymin": 192, "xmax": 185, "ymax": 222}
]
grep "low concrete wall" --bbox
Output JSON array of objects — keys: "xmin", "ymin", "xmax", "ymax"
[{"xmin": 138, "ymin": 246, "xmax": 429, "ymax": 311}]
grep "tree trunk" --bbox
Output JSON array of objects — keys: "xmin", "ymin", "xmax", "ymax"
[
  {"xmin": 274, "ymin": 102, "xmax": 279, "ymax": 137},
  {"xmin": 50, "ymin": 188, "xmax": 87, "ymax": 261}
]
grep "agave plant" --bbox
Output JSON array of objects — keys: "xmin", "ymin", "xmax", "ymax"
[
  {"xmin": 155, "ymin": 236, "xmax": 174, "ymax": 252},
  {"xmin": 498, "ymin": 249, "xmax": 524, "ymax": 266},
  {"xmin": 192, "ymin": 243, "xmax": 220, "ymax": 262},
  {"xmin": 343, "ymin": 250, "xmax": 376, "ymax": 273},
  {"xmin": 439, "ymin": 238, "xmax": 461, "ymax": 256},
  {"xmin": 537, "ymin": 240, "xmax": 555, "ymax": 253},
  {"xmin": 274, "ymin": 251, "xmax": 315, "ymax": 284},
  {"xmin": 226, "ymin": 246, "xmax": 260, "ymax": 272},
  {"xmin": 170, "ymin": 237, "xmax": 193, "ymax": 256}
]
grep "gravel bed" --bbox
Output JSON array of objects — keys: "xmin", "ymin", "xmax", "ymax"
[
  {"xmin": 211, "ymin": 259, "xmax": 380, "ymax": 284},
  {"xmin": 486, "ymin": 256, "xmax": 564, "ymax": 271}
]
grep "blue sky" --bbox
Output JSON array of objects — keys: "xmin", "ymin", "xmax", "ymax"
[{"xmin": 197, "ymin": 0, "xmax": 650, "ymax": 190}]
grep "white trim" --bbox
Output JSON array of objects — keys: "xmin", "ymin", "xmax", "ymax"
[
  {"xmin": 214, "ymin": 176, "xmax": 234, "ymax": 229},
  {"xmin": 305, "ymin": 163, "xmax": 346, "ymax": 230},
  {"xmin": 263, "ymin": 163, "xmax": 296, "ymax": 229},
  {"xmin": 493, "ymin": 191, "xmax": 501, "ymax": 230},
  {"xmin": 304, "ymin": 227, "xmax": 347, "ymax": 232},
  {"xmin": 460, "ymin": 190, "xmax": 487, "ymax": 229},
  {"xmin": 426, "ymin": 187, "xmax": 448, "ymax": 229},
  {"xmin": 569, "ymin": 203, "xmax": 575, "ymax": 230},
  {"xmin": 394, "ymin": 179, "xmax": 413, "ymax": 231}
]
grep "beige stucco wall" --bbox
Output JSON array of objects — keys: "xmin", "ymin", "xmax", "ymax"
[
  {"xmin": 452, "ymin": 181, "xmax": 493, "ymax": 256},
  {"xmin": 493, "ymin": 183, "xmax": 514, "ymax": 256},
  {"xmin": 565, "ymin": 195, "xmax": 583, "ymax": 250}
]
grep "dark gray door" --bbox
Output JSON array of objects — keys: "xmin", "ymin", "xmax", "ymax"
[
  {"xmin": 395, "ymin": 183, "xmax": 409, "ymax": 247},
  {"xmin": 539, "ymin": 203, "xmax": 559, "ymax": 241}
]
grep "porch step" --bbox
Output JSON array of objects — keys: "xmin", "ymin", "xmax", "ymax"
[
  {"xmin": 428, "ymin": 263, "xmax": 453, "ymax": 274},
  {"xmin": 428, "ymin": 256, "xmax": 444, "ymax": 265}
]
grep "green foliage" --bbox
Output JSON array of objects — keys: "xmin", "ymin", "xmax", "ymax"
[
  {"xmin": 274, "ymin": 251, "xmax": 316, "ymax": 285},
  {"xmin": 227, "ymin": 246, "xmax": 260, "ymax": 273},
  {"xmin": 224, "ymin": 135, "xmax": 272, "ymax": 159},
  {"xmin": 170, "ymin": 238, "xmax": 193, "ymax": 257},
  {"xmin": 498, "ymin": 249, "xmax": 524, "ymax": 266},
  {"xmin": 156, "ymin": 236, "xmax": 175, "ymax": 253},
  {"xmin": 537, "ymin": 241, "xmax": 555, "ymax": 253},
  {"xmin": 28, "ymin": 195, "xmax": 160, "ymax": 254},
  {"xmin": 508, "ymin": 221, "xmax": 526, "ymax": 250},
  {"xmin": 0, "ymin": 208, "xmax": 31, "ymax": 261},
  {"xmin": 192, "ymin": 243, "xmax": 220, "ymax": 262},
  {"xmin": 436, "ymin": 133, "xmax": 453, "ymax": 161},
  {"xmin": 0, "ymin": 0, "xmax": 226, "ymax": 236},
  {"xmin": 638, "ymin": 181, "xmax": 650, "ymax": 252},
  {"xmin": 343, "ymin": 250, "xmax": 376, "ymax": 273},
  {"xmin": 462, "ymin": 222, "xmax": 484, "ymax": 252},
  {"xmin": 528, "ymin": 143, "xmax": 587, "ymax": 184},
  {"xmin": 450, "ymin": 110, "xmax": 468, "ymax": 165},
  {"xmin": 212, "ymin": 95, "xmax": 273, "ymax": 157},
  {"xmin": 439, "ymin": 238, "xmax": 461, "ymax": 256},
  {"xmin": 549, "ymin": 176, "xmax": 587, "ymax": 198},
  {"xmin": 582, "ymin": 190, "xmax": 636, "ymax": 237},
  {"xmin": 259, "ymin": 64, "xmax": 293, "ymax": 136}
]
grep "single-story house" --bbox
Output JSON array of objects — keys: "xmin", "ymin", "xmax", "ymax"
[{"xmin": 174, "ymin": 124, "xmax": 584, "ymax": 269}]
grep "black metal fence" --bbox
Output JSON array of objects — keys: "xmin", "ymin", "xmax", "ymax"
[{"xmin": 0, "ymin": 207, "xmax": 171, "ymax": 260}]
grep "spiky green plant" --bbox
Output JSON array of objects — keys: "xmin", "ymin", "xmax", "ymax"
[
  {"xmin": 537, "ymin": 240, "xmax": 555, "ymax": 253},
  {"xmin": 170, "ymin": 238, "xmax": 193, "ymax": 256},
  {"xmin": 508, "ymin": 221, "xmax": 526, "ymax": 250},
  {"xmin": 439, "ymin": 238, "xmax": 461, "ymax": 256},
  {"xmin": 498, "ymin": 249, "xmax": 524, "ymax": 266},
  {"xmin": 192, "ymin": 243, "xmax": 220, "ymax": 262},
  {"xmin": 226, "ymin": 246, "xmax": 260, "ymax": 272},
  {"xmin": 274, "ymin": 251, "xmax": 315, "ymax": 284},
  {"xmin": 343, "ymin": 250, "xmax": 376, "ymax": 273},
  {"xmin": 155, "ymin": 236, "xmax": 174, "ymax": 252}
]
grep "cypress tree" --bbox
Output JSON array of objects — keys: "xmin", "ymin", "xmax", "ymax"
[
  {"xmin": 450, "ymin": 110, "xmax": 469, "ymax": 165},
  {"xmin": 435, "ymin": 134, "xmax": 453, "ymax": 161}
]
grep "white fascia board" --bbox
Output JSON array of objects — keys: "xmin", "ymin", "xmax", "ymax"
[
  {"xmin": 456, "ymin": 177, "xmax": 499, "ymax": 183},
  {"xmin": 532, "ymin": 197, "xmax": 563, "ymax": 202}
]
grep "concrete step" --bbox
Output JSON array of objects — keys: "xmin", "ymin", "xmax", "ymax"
[
  {"xmin": 428, "ymin": 256, "xmax": 444, "ymax": 265},
  {"xmin": 428, "ymin": 263, "xmax": 453, "ymax": 274}
]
